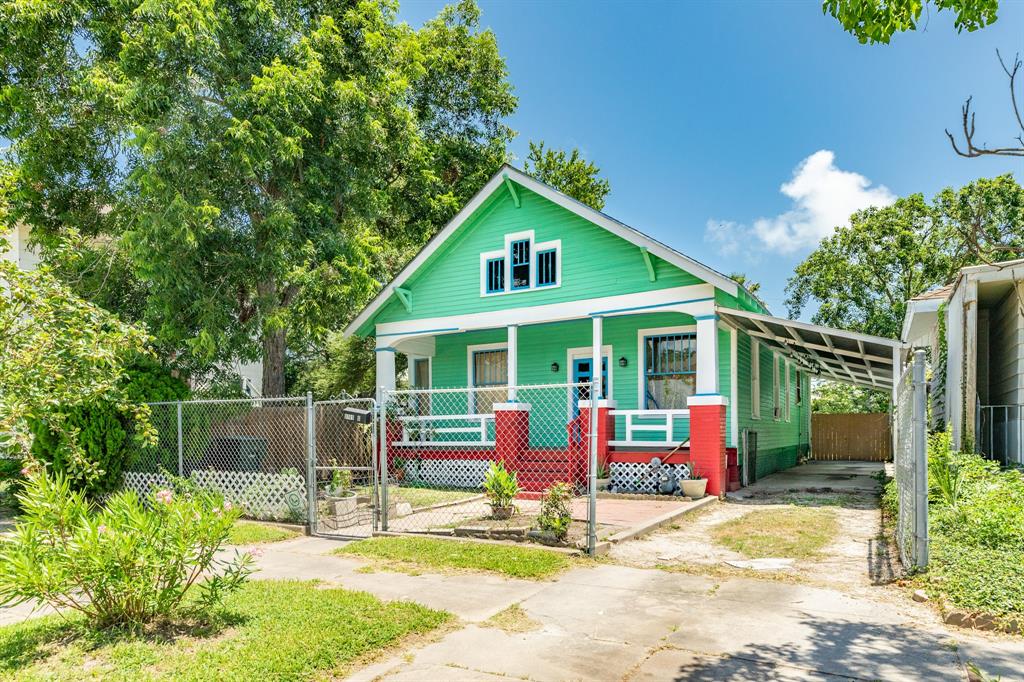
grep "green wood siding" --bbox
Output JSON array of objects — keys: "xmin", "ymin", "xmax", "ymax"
[
  {"xmin": 369, "ymin": 186, "xmax": 706, "ymax": 330},
  {"xmin": 735, "ymin": 330, "xmax": 810, "ymax": 479}
]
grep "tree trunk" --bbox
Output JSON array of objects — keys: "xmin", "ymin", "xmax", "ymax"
[{"xmin": 262, "ymin": 326, "xmax": 287, "ymax": 397}]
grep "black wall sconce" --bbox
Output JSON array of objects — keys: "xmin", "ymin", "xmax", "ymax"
[
  {"xmin": 618, "ymin": 356, "xmax": 628, "ymax": 368},
  {"xmin": 550, "ymin": 362, "xmax": 560, "ymax": 373}
]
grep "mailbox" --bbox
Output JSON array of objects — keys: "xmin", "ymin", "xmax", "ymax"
[{"xmin": 341, "ymin": 407, "xmax": 373, "ymax": 424}]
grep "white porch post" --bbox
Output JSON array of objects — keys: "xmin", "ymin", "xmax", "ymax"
[
  {"xmin": 591, "ymin": 315, "xmax": 604, "ymax": 399},
  {"xmin": 695, "ymin": 314, "xmax": 720, "ymax": 395},
  {"xmin": 507, "ymin": 324, "xmax": 519, "ymax": 402},
  {"xmin": 375, "ymin": 346, "xmax": 396, "ymax": 403}
]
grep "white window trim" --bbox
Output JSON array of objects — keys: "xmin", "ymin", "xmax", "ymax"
[
  {"xmin": 751, "ymin": 338, "xmax": 761, "ymax": 420},
  {"xmin": 785, "ymin": 360, "xmax": 792, "ymax": 422},
  {"xmin": 772, "ymin": 353, "xmax": 781, "ymax": 421},
  {"xmin": 466, "ymin": 342, "xmax": 508, "ymax": 414},
  {"xmin": 479, "ymin": 229, "xmax": 562, "ymax": 297},
  {"xmin": 636, "ymin": 325, "xmax": 697, "ymax": 411},
  {"xmin": 566, "ymin": 344, "xmax": 613, "ymax": 420}
]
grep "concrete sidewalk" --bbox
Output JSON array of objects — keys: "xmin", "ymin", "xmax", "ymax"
[{"xmin": 238, "ymin": 536, "xmax": 1024, "ymax": 681}]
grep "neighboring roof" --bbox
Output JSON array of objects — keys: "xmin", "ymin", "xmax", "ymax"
[
  {"xmin": 346, "ymin": 165, "xmax": 762, "ymax": 336},
  {"xmin": 911, "ymin": 283, "xmax": 955, "ymax": 302},
  {"xmin": 717, "ymin": 307, "xmax": 902, "ymax": 391}
]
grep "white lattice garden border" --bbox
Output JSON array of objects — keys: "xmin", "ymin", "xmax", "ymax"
[
  {"xmin": 609, "ymin": 461, "xmax": 691, "ymax": 494},
  {"xmin": 403, "ymin": 457, "xmax": 490, "ymax": 489},
  {"xmin": 123, "ymin": 469, "xmax": 307, "ymax": 522}
]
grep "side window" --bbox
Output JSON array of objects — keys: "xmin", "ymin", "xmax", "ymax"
[
  {"xmin": 486, "ymin": 257, "xmax": 505, "ymax": 293},
  {"xmin": 537, "ymin": 249, "xmax": 557, "ymax": 287},
  {"xmin": 510, "ymin": 239, "xmax": 530, "ymax": 290},
  {"xmin": 772, "ymin": 354, "xmax": 781, "ymax": 420},
  {"xmin": 796, "ymin": 370, "xmax": 803, "ymax": 405},
  {"xmin": 785, "ymin": 362, "xmax": 792, "ymax": 421},
  {"xmin": 643, "ymin": 333, "xmax": 696, "ymax": 409},
  {"xmin": 750, "ymin": 338, "xmax": 761, "ymax": 419}
]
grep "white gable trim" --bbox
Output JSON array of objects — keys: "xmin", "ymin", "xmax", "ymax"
[{"xmin": 346, "ymin": 165, "xmax": 743, "ymax": 335}]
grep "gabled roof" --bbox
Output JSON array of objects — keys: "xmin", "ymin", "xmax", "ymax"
[{"xmin": 346, "ymin": 164, "xmax": 756, "ymax": 336}]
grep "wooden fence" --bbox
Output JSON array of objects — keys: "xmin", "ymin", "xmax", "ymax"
[{"xmin": 811, "ymin": 413, "xmax": 892, "ymax": 461}]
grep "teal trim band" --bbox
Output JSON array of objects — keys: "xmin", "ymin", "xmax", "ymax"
[
  {"xmin": 589, "ymin": 296, "xmax": 713, "ymax": 317},
  {"xmin": 694, "ymin": 392, "xmax": 721, "ymax": 396},
  {"xmin": 376, "ymin": 326, "xmax": 459, "ymax": 338},
  {"xmin": 694, "ymin": 314, "xmax": 719, "ymax": 321},
  {"xmin": 374, "ymin": 347, "xmax": 397, "ymax": 353}
]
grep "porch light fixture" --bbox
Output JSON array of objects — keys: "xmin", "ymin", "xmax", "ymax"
[
  {"xmin": 619, "ymin": 356, "xmax": 628, "ymax": 367},
  {"xmin": 551, "ymin": 362, "xmax": 559, "ymax": 373}
]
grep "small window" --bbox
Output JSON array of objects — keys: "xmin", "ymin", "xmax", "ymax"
[
  {"xmin": 472, "ymin": 349, "xmax": 507, "ymax": 413},
  {"xmin": 751, "ymin": 339, "xmax": 761, "ymax": 419},
  {"xmin": 486, "ymin": 258, "xmax": 505, "ymax": 293},
  {"xmin": 643, "ymin": 333, "xmax": 696, "ymax": 409},
  {"xmin": 795, "ymin": 370, "xmax": 802, "ymax": 405},
  {"xmin": 772, "ymin": 355, "xmax": 781, "ymax": 420},
  {"xmin": 784, "ymin": 362, "xmax": 792, "ymax": 421},
  {"xmin": 537, "ymin": 249, "xmax": 557, "ymax": 287},
  {"xmin": 510, "ymin": 239, "xmax": 530, "ymax": 290}
]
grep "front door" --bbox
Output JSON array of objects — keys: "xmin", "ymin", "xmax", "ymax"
[{"xmin": 572, "ymin": 357, "xmax": 608, "ymax": 416}]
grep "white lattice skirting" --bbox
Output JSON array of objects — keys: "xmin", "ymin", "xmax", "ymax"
[
  {"xmin": 123, "ymin": 470, "xmax": 307, "ymax": 522},
  {"xmin": 609, "ymin": 461, "xmax": 692, "ymax": 494},
  {"xmin": 404, "ymin": 458, "xmax": 491, "ymax": 489}
]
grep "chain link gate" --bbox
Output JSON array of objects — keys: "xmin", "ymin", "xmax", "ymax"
[
  {"xmin": 311, "ymin": 398, "xmax": 379, "ymax": 538},
  {"xmin": 894, "ymin": 349, "xmax": 929, "ymax": 570},
  {"xmin": 378, "ymin": 381, "xmax": 598, "ymax": 553}
]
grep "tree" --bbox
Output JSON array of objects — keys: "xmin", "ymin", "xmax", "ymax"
[
  {"xmin": 823, "ymin": 0, "xmax": 1000, "ymax": 45},
  {"xmin": 1, "ymin": 178, "xmax": 151, "ymax": 463},
  {"xmin": 0, "ymin": 0, "xmax": 516, "ymax": 395},
  {"xmin": 946, "ymin": 50, "xmax": 1024, "ymax": 159},
  {"xmin": 785, "ymin": 193, "xmax": 960, "ymax": 338},
  {"xmin": 812, "ymin": 379, "xmax": 890, "ymax": 413},
  {"xmin": 729, "ymin": 273, "xmax": 761, "ymax": 294},
  {"xmin": 523, "ymin": 141, "xmax": 611, "ymax": 210}
]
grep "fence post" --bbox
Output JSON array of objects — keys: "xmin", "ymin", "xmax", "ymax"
[
  {"xmin": 912, "ymin": 350, "xmax": 929, "ymax": 569},
  {"xmin": 587, "ymin": 377, "xmax": 598, "ymax": 556},
  {"xmin": 176, "ymin": 401, "xmax": 183, "ymax": 477},
  {"xmin": 379, "ymin": 387, "xmax": 389, "ymax": 532},
  {"xmin": 306, "ymin": 391, "xmax": 315, "ymax": 532}
]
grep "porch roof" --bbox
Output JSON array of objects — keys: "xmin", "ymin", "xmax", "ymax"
[{"xmin": 716, "ymin": 308, "xmax": 904, "ymax": 392}]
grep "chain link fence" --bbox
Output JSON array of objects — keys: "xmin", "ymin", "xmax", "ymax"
[
  {"xmin": 380, "ymin": 382, "xmax": 598, "ymax": 551},
  {"xmin": 312, "ymin": 398, "xmax": 378, "ymax": 537},
  {"xmin": 894, "ymin": 349, "xmax": 928, "ymax": 570},
  {"xmin": 126, "ymin": 397, "xmax": 310, "ymax": 524}
]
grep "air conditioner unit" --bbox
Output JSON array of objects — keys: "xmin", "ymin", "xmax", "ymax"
[{"xmin": 742, "ymin": 429, "xmax": 758, "ymax": 486}]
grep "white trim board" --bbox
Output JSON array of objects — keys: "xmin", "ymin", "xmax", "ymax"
[{"xmin": 346, "ymin": 164, "xmax": 749, "ymax": 336}]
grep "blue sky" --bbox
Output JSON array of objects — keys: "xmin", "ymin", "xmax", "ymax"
[{"xmin": 400, "ymin": 0, "xmax": 1024, "ymax": 317}]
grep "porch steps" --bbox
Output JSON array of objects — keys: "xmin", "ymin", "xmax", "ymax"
[{"xmin": 514, "ymin": 449, "xmax": 578, "ymax": 492}]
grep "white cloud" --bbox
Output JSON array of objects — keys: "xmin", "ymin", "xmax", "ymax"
[{"xmin": 705, "ymin": 150, "xmax": 895, "ymax": 256}]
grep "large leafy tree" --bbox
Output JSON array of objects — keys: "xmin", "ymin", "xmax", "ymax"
[
  {"xmin": 523, "ymin": 141, "xmax": 611, "ymax": 211},
  {"xmin": 0, "ymin": 0, "xmax": 516, "ymax": 396},
  {"xmin": 823, "ymin": 0, "xmax": 1000, "ymax": 45},
  {"xmin": 785, "ymin": 194, "xmax": 959, "ymax": 339}
]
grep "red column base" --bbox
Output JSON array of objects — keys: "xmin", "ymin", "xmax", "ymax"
[{"xmin": 687, "ymin": 396, "xmax": 728, "ymax": 497}]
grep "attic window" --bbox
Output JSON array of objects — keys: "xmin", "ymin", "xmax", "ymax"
[
  {"xmin": 510, "ymin": 239, "xmax": 530, "ymax": 290},
  {"xmin": 486, "ymin": 257, "xmax": 505, "ymax": 293},
  {"xmin": 537, "ymin": 249, "xmax": 557, "ymax": 287}
]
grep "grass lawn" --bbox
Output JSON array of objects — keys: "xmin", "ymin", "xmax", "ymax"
[
  {"xmin": 226, "ymin": 521, "xmax": 299, "ymax": 545},
  {"xmin": 710, "ymin": 507, "xmax": 838, "ymax": 559},
  {"xmin": 336, "ymin": 536, "xmax": 572, "ymax": 579},
  {"xmin": 0, "ymin": 580, "xmax": 450, "ymax": 681}
]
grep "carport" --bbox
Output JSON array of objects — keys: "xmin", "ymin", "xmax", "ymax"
[{"xmin": 715, "ymin": 307, "xmax": 904, "ymax": 461}]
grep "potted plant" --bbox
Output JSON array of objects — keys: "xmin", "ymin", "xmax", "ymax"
[
  {"xmin": 595, "ymin": 463, "xmax": 611, "ymax": 491},
  {"xmin": 326, "ymin": 469, "xmax": 358, "ymax": 522},
  {"xmin": 680, "ymin": 463, "xmax": 708, "ymax": 499},
  {"xmin": 483, "ymin": 461, "xmax": 519, "ymax": 520}
]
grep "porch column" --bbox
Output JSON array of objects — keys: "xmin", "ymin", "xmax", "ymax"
[
  {"xmin": 687, "ymin": 395, "xmax": 728, "ymax": 497},
  {"xmin": 375, "ymin": 346, "xmax": 396, "ymax": 403},
  {"xmin": 591, "ymin": 315, "xmax": 604, "ymax": 399},
  {"xmin": 507, "ymin": 324, "xmax": 518, "ymax": 402},
  {"xmin": 695, "ymin": 314, "xmax": 720, "ymax": 395}
]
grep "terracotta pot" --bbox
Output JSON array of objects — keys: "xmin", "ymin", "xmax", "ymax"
[{"xmin": 680, "ymin": 478, "xmax": 708, "ymax": 499}]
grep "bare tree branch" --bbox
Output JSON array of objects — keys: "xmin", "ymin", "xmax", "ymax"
[{"xmin": 946, "ymin": 51, "xmax": 1024, "ymax": 158}]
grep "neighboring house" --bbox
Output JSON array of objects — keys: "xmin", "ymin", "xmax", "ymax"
[
  {"xmin": 903, "ymin": 259, "xmax": 1024, "ymax": 466},
  {"xmin": 347, "ymin": 166, "xmax": 899, "ymax": 494}
]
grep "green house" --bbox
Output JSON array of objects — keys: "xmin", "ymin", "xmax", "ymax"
[{"xmin": 347, "ymin": 166, "xmax": 900, "ymax": 494}]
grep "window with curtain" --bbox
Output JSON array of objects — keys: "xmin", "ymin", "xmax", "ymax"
[
  {"xmin": 643, "ymin": 333, "xmax": 696, "ymax": 409},
  {"xmin": 472, "ymin": 349, "xmax": 507, "ymax": 413}
]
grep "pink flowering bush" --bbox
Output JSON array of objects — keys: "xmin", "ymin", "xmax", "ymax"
[{"xmin": 0, "ymin": 470, "xmax": 254, "ymax": 629}]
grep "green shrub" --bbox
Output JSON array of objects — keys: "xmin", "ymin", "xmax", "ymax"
[
  {"xmin": 0, "ymin": 469, "xmax": 254, "ymax": 630},
  {"xmin": 483, "ymin": 461, "xmax": 519, "ymax": 511},
  {"xmin": 536, "ymin": 482, "xmax": 572, "ymax": 540},
  {"xmin": 28, "ymin": 361, "xmax": 188, "ymax": 498}
]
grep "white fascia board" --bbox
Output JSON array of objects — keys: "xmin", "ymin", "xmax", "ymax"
[
  {"xmin": 375, "ymin": 283, "xmax": 716, "ymax": 341},
  {"xmin": 901, "ymin": 298, "xmax": 941, "ymax": 345},
  {"xmin": 718, "ymin": 307, "xmax": 904, "ymax": 349},
  {"xmin": 346, "ymin": 165, "xmax": 744, "ymax": 336}
]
